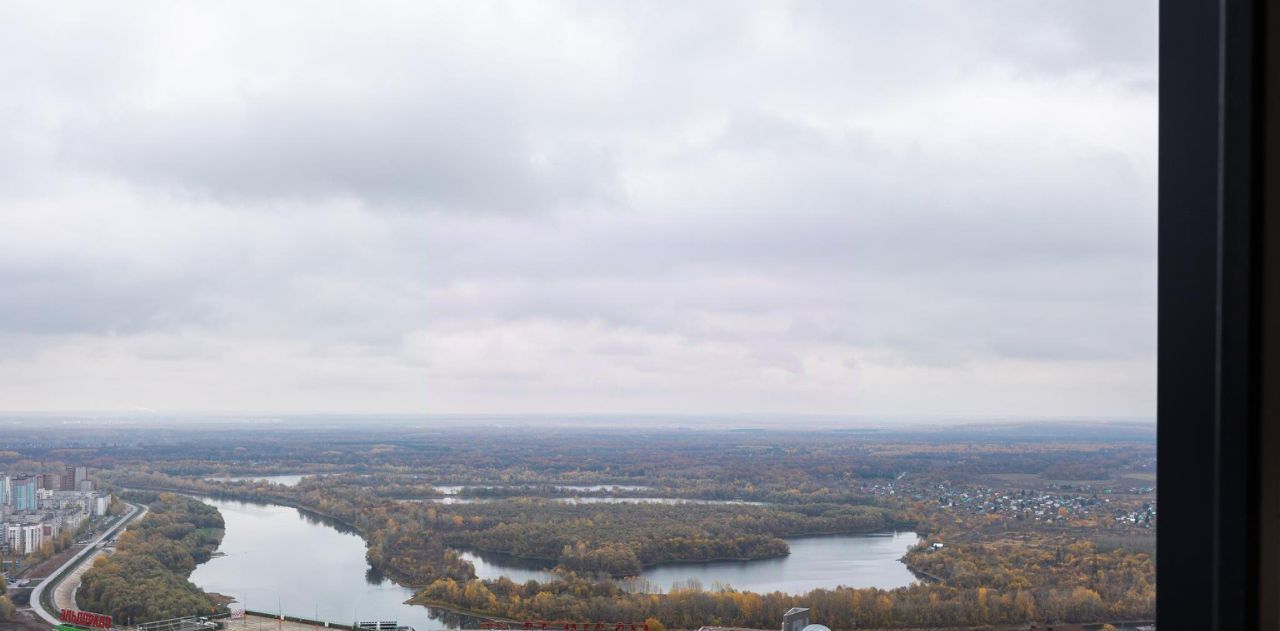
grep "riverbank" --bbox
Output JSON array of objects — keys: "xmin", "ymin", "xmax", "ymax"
[
  {"xmin": 123, "ymin": 485, "xmax": 363, "ymax": 531},
  {"xmin": 75, "ymin": 494, "xmax": 226, "ymax": 623},
  {"xmin": 408, "ymin": 596, "xmax": 512, "ymax": 622},
  {"xmin": 186, "ymin": 497, "xmax": 491, "ymax": 630}
]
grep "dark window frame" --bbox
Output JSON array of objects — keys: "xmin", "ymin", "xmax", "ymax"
[{"xmin": 1158, "ymin": 1, "xmax": 1278, "ymax": 628}]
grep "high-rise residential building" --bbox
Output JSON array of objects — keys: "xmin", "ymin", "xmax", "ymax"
[
  {"xmin": 60, "ymin": 465, "xmax": 91, "ymax": 491},
  {"xmin": 0, "ymin": 475, "xmax": 9, "ymax": 506},
  {"xmin": 5, "ymin": 523, "xmax": 42, "ymax": 555},
  {"xmin": 36, "ymin": 473, "xmax": 59, "ymax": 491},
  {"xmin": 21, "ymin": 524, "xmax": 42, "ymax": 554},
  {"xmin": 11, "ymin": 475, "xmax": 36, "ymax": 512}
]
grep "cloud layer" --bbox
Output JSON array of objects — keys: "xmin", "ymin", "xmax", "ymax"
[{"xmin": 0, "ymin": 1, "xmax": 1157, "ymax": 418}]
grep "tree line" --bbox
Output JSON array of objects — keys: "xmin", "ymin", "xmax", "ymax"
[{"xmin": 414, "ymin": 569, "xmax": 1149, "ymax": 629}]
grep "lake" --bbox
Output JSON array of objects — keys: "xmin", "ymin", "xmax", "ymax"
[
  {"xmin": 189, "ymin": 498, "xmax": 920, "ymax": 631},
  {"xmin": 461, "ymin": 532, "xmax": 921, "ymax": 594}
]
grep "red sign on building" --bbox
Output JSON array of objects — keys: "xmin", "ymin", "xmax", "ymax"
[{"xmin": 60, "ymin": 609, "xmax": 113, "ymax": 629}]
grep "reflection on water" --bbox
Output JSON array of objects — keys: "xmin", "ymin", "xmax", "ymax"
[
  {"xmin": 401, "ymin": 497, "xmax": 486, "ymax": 505},
  {"xmin": 189, "ymin": 498, "xmax": 484, "ymax": 630},
  {"xmin": 204, "ymin": 474, "xmax": 320, "ymax": 487},
  {"xmin": 638, "ymin": 532, "xmax": 922, "ymax": 594},
  {"xmin": 460, "ymin": 532, "xmax": 921, "ymax": 595},
  {"xmin": 553, "ymin": 485, "xmax": 653, "ymax": 492},
  {"xmin": 458, "ymin": 548, "xmax": 560, "ymax": 585}
]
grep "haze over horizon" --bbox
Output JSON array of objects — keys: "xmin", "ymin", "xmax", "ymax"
[{"xmin": 0, "ymin": 2, "xmax": 1157, "ymax": 419}]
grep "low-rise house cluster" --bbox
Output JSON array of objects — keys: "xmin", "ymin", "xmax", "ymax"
[
  {"xmin": 1115, "ymin": 503, "xmax": 1156, "ymax": 528},
  {"xmin": 861, "ymin": 479, "xmax": 1157, "ymax": 528}
]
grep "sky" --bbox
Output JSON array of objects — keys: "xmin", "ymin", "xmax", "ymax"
[{"xmin": 0, "ymin": 1, "xmax": 1157, "ymax": 419}]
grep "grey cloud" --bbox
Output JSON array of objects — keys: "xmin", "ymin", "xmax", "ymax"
[
  {"xmin": 0, "ymin": 1, "xmax": 1157, "ymax": 415},
  {"xmin": 791, "ymin": 0, "xmax": 1156, "ymax": 81},
  {"xmin": 420, "ymin": 209, "xmax": 1154, "ymax": 363},
  {"xmin": 64, "ymin": 94, "xmax": 621, "ymax": 212}
]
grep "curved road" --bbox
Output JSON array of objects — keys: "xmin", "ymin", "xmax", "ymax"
[
  {"xmin": 30, "ymin": 502, "xmax": 147, "ymax": 626},
  {"xmin": 52, "ymin": 548, "xmax": 104, "ymax": 612}
]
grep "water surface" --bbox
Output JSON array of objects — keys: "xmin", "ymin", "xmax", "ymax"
[
  {"xmin": 204, "ymin": 474, "xmax": 318, "ymax": 487},
  {"xmin": 189, "ymin": 498, "xmax": 478, "ymax": 630},
  {"xmin": 461, "ymin": 532, "xmax": 921, "ymax": 594}
]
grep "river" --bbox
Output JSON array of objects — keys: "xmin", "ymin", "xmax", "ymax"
[
  {"xmin": 189, "ymin": 498, "xmax": 921, "ymax": 630},
  {"xmin": 188, "ymin": 498, "xmax": 480, "ymax": 630}
]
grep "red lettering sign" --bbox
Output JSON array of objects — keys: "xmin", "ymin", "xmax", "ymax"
[{"xmin": 60, "ymin": 609, "xmax": 113, "ymax": 629}]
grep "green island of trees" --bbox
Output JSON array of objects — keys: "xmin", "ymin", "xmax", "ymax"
[
  {"xmin": 77, "ymin": 492, "xmax": 227, "ymax": 624},
  {"xmin": 396, "ymin": 499, "xmax": 901, "ymax": 576}
]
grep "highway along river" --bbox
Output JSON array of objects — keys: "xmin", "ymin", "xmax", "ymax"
[{"xmin": 189, "ymin": 498, "xmax": 920, "ymax": 630}]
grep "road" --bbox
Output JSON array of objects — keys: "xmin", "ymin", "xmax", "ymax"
[
  {"xmin": 52, "ymin": 548, "xmax": 105, "ymax": 611},
  {"xmin": 29, "ymin": 502, "xmax": 147, "ymax": 626}
]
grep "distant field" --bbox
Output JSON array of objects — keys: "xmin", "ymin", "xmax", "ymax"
[
  {"xmin": 986, "ymin": 471, "xmax": 1156, "ymax": 485},
  {"xmin": 986, "ymin": 472, "xmax": 1112, "ymax": 485},
  {"xmin": 1121, "ymin": 472, "xmax": 1158, "ymax": 482}
]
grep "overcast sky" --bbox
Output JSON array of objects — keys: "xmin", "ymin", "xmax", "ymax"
[{"xmin": 0, "ymin": 1, "xmax": 1157, "ymax": 419}]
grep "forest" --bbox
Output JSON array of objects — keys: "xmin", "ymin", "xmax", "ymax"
[{"xmin": 76, "ymin": 493, "xmax": 227, "ymax": 624}]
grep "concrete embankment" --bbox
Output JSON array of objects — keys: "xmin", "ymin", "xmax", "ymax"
[
  {"xmin": 229, "ymin": 611, "xmax": 356, "ymax": 631},
  {"xmin": 52, "ymin": 549, "xmax": 105, "ymax": 611}
]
